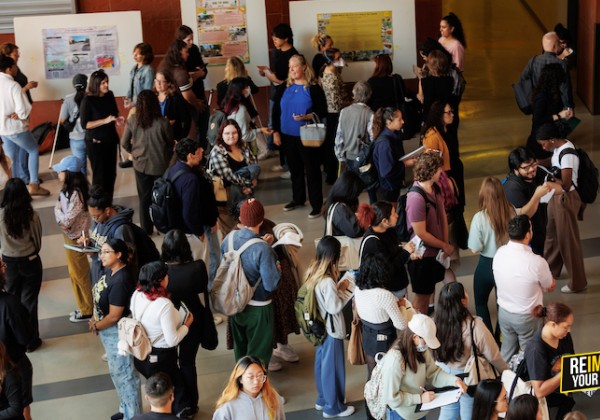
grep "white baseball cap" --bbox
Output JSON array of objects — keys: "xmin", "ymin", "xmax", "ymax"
[{"xmin": 408, "ymin": 314, "xmax": 441, "ymax": 349}]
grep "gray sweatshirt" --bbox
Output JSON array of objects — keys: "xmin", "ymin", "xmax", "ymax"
[{"xmin": 212, "ymin": 392, "xmax": 285, "ymax": 420}]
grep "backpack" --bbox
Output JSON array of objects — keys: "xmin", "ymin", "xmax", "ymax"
[
  {"xmin": 32, "ymin": 121, "xmax": 69, "ymax": 154},
  {"xmin": 206, "ymin": 109, "xmax": 227, "ymax": 146},
  {"xmin": 112, "ymin": 219, "xmax": 161, "ymax": 268},
  {"xmin": 356, "ymin": 138, "xmax": 380, "ymax": 191},
  {"xmin": 210, "ymin": 232, "xmax": 263, "ymax": 316},
  {"xmin": 559, "ymin": 147, "xmax": 599, "ymax": 204},
  {"xmin": 294, "ymin": 282, "xmax": 327, "ymax": 346},
  {"xmin": 513, "ymin": 56, "xmax": 536, "ymax": 115},
  {"xmin": 117, "ymin": 296, "xmax": 155, "ymax": 360},
  {"xmin": 149, "ymin": 168, "xmax": 186, "ymax": 233},
  {"xmin": 395, "ymin": 184, "xmax": 437, "ymax": 243},
  {"xmin": 364, "ymin": 349, "xmax": 404, "ymax": 419},
  {"xmin": 61, "ymin": 112, "xmax": 79, "ymax": 133}
]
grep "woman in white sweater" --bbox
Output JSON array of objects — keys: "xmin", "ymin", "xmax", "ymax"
[
  {"xmin": 355, "ymin": 253, "xmax": 408, "ymax": 379},
  {"xmin": 304, "ymin": 236, "xmax": 355, "ymax": 418},
  {"xmin": 130, "ymin": 261, "xmax": 194, "ymax": 418}
]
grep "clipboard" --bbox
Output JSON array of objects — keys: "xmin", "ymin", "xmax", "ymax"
[
  {"xmin": 64, "ymin": 244, "xmax": 99, "ymax": 253},
  {"xmin": 416, "ymin": 388, "xmax": 462, "ymax": 412},
  {"xmin": 399, "ymin": 146, "xmax": 425, "ymax": 161}
]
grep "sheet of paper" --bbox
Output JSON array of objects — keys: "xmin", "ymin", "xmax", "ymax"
[
  {"xmin": 540, "ymin": 189, "xmax": 555, "ymax": 203},
  {"xmin": 400, "ymin": 146, "xmax": 425, "ymax": 161},
  {"xmin": 410, "ymin": 235, "xmax": 426, "ymax": 258},
  {"xmin": 418, "ymin": 388, "xmax": 462, "ymax": 411},
  {"xmin": 337, "ymin": 271, "xmax": 356, "ymax": 304},
  {"xmin": 64, "ymin": 244, "xmax": 99, "ymax": 253}
]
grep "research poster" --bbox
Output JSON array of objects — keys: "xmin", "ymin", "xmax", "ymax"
[
  {"xmin": 317, "ymin": 11, "xmax": 393, "ymax": 61},
  {"xmin": 42, "ymin": 26, "xmax": 120, "ymax": 79},
  {"xmin": 196, "ymin": 0, "xmax": 249, "ymax": 65}
]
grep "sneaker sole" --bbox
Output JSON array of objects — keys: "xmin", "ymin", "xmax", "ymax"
[{"xmin": 272, "ymin": 351, "xmax": 299, "ymax": 363}]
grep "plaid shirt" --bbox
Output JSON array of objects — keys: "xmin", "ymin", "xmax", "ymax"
[
  {"xmin": 207, "ymin": 144, "xmax": 253, "ymax": 188},
  {"xmin": 520, "ymin": 51, "xmax": 573, "ymax": 108}
]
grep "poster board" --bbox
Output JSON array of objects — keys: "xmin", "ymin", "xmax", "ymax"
[
  {"xmin": 14, "ymin": 11, "xmax": 143, "ymax": 101},
  {"xmin": 290, "ymin": 0, "xmax": 416, "ymax": 83},
  {"xmin": 180, "ymin": 0, "xmax": 269, "ymax": 89}
]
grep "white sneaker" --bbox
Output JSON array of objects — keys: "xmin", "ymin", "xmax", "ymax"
[
  {"xmin": 279, "ymin": 171, "xmax": 291, "ymax": 180},
  {"xmin": 213, "ymin": 315, "xmax": 224, "ymax": 325},
  {"xmin": 315, "ymin": 404, "xmax": 324, "ymax": 411},
  {"xmin": 273, "ymin": 344, "xmax": 299, "ymax": 362},
  {"xmin": 101, "ymin": 353, "xmax": 108, "ymax": 362},
  {"xmin": 323, "ymin": 406, "xmax": 355, "ymax": 418},
  {"xmin": 268, "ymin": 359, "xmax": 282, "ymax": 372},
  {"xmin": 271, "ymin": 165, "xmax": 286, "ymax": 172}
]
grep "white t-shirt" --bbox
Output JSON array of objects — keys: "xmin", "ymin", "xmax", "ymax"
[{"xmin": 551, "ymin": 140, "xmax": 579, "ymax": 191}]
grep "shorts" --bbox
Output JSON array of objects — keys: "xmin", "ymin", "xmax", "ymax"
[{"xmin": 408, "ymin": 256, "xmax": 445, "ymax": 295}]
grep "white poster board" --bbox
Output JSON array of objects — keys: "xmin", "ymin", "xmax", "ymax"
[
  {"xmin": 14, "ymin": 11, "xmax": 143, "ymax": 101},
  {"xmin": 290, "ymin": 0, "xmax": 416, "ymax": 82},
  {"xmin": 180, "ymin": 0, "xmax": 270, "ymax": 89}
]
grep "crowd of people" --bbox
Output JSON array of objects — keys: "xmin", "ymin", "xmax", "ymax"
[{"xmin": 0, "ymin": 9, "xmax": 594, "ymax": 420}]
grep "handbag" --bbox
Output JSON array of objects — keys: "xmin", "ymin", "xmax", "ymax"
[
  {"xmin": 463, "ymin": 318, "xmax": 499, "ymax": 386},
  {"xmin": 314, "ymin": 203, "xmax": 362, "ymax": 271},
  {"xmin": 392, "ymin": 74, "xmax": 422, "ymax": 140},
  {"xmin": 211, "ymin": 176, "xmax": 228, "ymax": 202},
  {"xmin": 501, "ymin": 361, "xmax": 550, "ymax": 420},
  {"xmin": 347, "ymin": 303, "xmax": 366, "ymax": 365},
  {"xmin": 300, "ymin": 114, "xmax": 326, "ymax": 148}
]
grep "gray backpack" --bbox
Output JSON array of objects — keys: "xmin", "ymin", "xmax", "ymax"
[{"xmin": 210, "ymin": 232, "xmax": 263, "ymax": 316}]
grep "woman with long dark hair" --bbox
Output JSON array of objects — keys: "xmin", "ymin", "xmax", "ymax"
[
  {"xmin": 161, "ymin": 229, "xmax": 209, "ymax": 418},
  {"xmin": 222, "ymin": 77, "xmax": 258, "ymax": 156},
  {"xmin": 366, "ymin": 54, "xmax": 406, "ymax": 112},
  {"xmin": 0, "ymin": 178, "xmax": 42, "ymax": 352},
  {"xmin": 472, "ymin": 379, "xmax": 508, "ymax": 420},
  {"xmin": 433, "ymin": 282, "xmax": 507, "ymax": 420},
  {"xmin": 356, "ymin": 201, "xmax": 415, "ymax": 298},
  {"xmin": 505, "ymin": 394, "xmax": 543, "ymax": 420},
  {"xmin": 53, "ymin": 155, "xmax": 93, "ymax": 323},
  {"xmin": 154, "ymin": 69, "xmax": 191, "ymax": 141},
  {"xmin": 213, "ymin": 355, "xmax": 285, "ymax": 420},
  {"xmin": 322, "ymin": 171, "xmax": 364, "ymax": 238},
  {"xmin": 121, "ymin": 89, "xmax": 174, "ymax": 235},
  {"xmin": 89, "ymin": 239, "xmax": 140, "ymax": 420},
  {"xmin": 272, "ymin": 54, "xmax": 327, "ymax": 218},
  {"xmin": 439, "ymin": 12, "xmax": 466, "ymax": 71},
  {"xmin": 468, "ymin": 177, "xmax": 514, "ymax": 338},
  {"xmin": 525, "ymin": 302, "xmax": 576, "ymax": 418},
  {"xmin": 130, "ymin": 261, "xmax": 194, "ymax": 417},
  {"xmin": 304, "ymin": 236, "xmax": 355, "ymax": 417},
  {"xmin": 59, "ymin": 74, "xmax": 88, "ymax": 175},
  {"xmin": 80, "ymin": 69, "xmax": 120, "ymax": 199},
  {"xmin": 382, "ymin": 314, "xmax": 466, "ymax": 419}
]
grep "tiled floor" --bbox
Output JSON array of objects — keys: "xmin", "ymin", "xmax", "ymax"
[{"xmin": 26, "ymin": 0, "xmax": 600, "ymax": 419}]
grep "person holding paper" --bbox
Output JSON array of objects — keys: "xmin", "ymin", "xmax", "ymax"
[
  {"xmin": 381, "ymin": 314, "xmax": 466, "ymax": 419},
  {"xmin": 130, "ymin": 261, "xmax": 194, "ymax": 418},
  {"xmin": 53, "ymin": 155, "xmax": 93, "ymax": 323},
  {"xmin": 305, "ymin": 236, "xmax": 355, "ymax": 418}
]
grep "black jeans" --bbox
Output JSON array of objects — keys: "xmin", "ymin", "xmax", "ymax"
[
  {"xmin": 324, "ymin": 113, "xmax": 340, "ymax": 183},
  {"xmin": 86, "ymin": 137, "xmax": 117, "ymax": 200},
  {"xmin": 3, "ymin": 254, "xmax": 42, "ymax": 346},
  {"xmin": 134, "ymin": 170, "xmax": 159, "ymax": 235},
  {"xmin": 134, "ymin": 346, "xmax": 188, "ymax": 415},
  {"xmin": 179, "ymin": 325, "xmax": 201, "ymax": 408},
  {"xmin": 281, "ymin": 134, "xmax": 323, "ymax": 212}
]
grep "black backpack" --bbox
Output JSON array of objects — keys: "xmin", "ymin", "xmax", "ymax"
[
  {"xmin": 112, "ymin": 220, "xmax": 161, "ymax": 268},
  {"xmin": 395, "ymin": 184, "xmax": 438, "ymax": 242},
  {"xmin": 356, "ymin": 138, "xmax": 380, "ymax": 191},
  {"xmin": 149, "ymin": 168, "xmax": 186, "ymax": 233},
  {"xmin": 559, "ymin": 147, "xmax": 599, "ymax": 204},
  {"xmin": 206, "ymin": 109, "xmax": 227, "ymax": 146}
]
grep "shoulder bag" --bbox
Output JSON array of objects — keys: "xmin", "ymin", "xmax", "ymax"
[
  {"xmin": 300, "ymin": 114, "xmax": 326, "ymax": 148},
  {"xmin": 314, "ymin": 202, "xmax": 362, "ymax": 271},
  {"xmin": 463, "ymin": 318, "xmax": 499, "ymax": 386}
]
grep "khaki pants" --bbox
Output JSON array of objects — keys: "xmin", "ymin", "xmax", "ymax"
[
  {"xmin": 63, "ymin": 235, "xmax": 93, "ymax": 315},
  {"xmin": 544, "ymin": 190, "xmax": 587, "ymax": 291}
]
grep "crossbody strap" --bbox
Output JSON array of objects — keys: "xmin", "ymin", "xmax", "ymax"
[
  {"xmin": 325, "ymin": 202, "xmax": 339, "ymax": 236},
  {"xmin": 132, "ymin": 293, "xmax": 162, "ymax": 345},
  {"xmin": 230, "ymin": 231, "xmax": 264, "ymax": 289},
  {"xmin": 470, "ymin": 318, "xmax": 482, "ymax": 383},
  {"xmin": 359, "ymin": 234, "xmax": 379, "ymax": 264}
]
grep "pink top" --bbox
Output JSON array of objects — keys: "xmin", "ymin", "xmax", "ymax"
[{"xmin": 439, "ymin": 37, "xmax": 464, "ymax": 71}]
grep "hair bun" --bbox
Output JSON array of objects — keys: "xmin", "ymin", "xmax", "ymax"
[{"xmin": 541, "ymin": 307, "xmax": 547, "ymax": 317}]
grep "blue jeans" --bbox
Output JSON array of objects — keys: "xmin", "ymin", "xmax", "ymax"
[
  {"xmin": 205, "ymin": 225, "xmax": 220, "ymax": 288},
  {"xmin": 69, "ymin": 138, "xmax": 87, "ymax": 175},
  {"xmin": 315, "ymin": 335, "xmax": 348, "ymax": 416},
  {"xmin": 99, "ymin": 325, "xmax": 141, "ymax": 420},
  {"xmin": 387, "ymin": 408, "xmax": 426, "ymax": 420},
  {"xmin": 234, "ymin": 163, "xmax": 261, "ymax": 181},
  {"xmin": 436, "ymin": 362, "xmax": 473, "ymax": 420},
  {"xmin": 1, "ymin": 131, "xmax": 40, "ymax": 184}
]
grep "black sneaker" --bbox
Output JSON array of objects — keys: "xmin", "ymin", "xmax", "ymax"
[
  {"xmin": 308, "ymin": 210, "xmax": 321, "ymax": 219},
  {"xmin": 119, "ymin": 160, "xmax": 133, "ymax": 169},
  {"xmin": 26, "ymin": 338, "xmax": 42, "ymax": 353},
  {"xmin": 69, "ymin": 310, "xmax": 92, "ymax": 323},
  {"xmin": 110, "ymin": 413, "xmax": 124, "ymax": 420},
  {"xmin": 283, "ymin": 201, "xmax": 303, "ymax": 212}
]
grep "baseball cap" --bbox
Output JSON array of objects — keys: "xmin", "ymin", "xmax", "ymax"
[
  {"xmin": 52, "ymin": 155, "xmax": 84, "ymax": 173},
  {"xmin": 408, "ymin": 314, "xmax": 441, "ymax": 349}
]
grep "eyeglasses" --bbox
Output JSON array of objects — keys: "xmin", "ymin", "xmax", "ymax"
[
  {"xmin": 243, "ymin": 374, "xmax": 267, "ymax": 383},
  {"xmin": 98, "ymin": 250, "xmax": 115, "ymax": 256},
  {"xmin": 518, "ymin": 161, "xmax": 537, "ymax": 171}
]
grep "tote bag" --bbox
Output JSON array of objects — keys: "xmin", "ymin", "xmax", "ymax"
[{"xmin": 300, "ymin": 115, "xmax": 326, "ymax": 148}]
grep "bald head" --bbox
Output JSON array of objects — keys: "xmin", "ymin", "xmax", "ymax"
[{"xmin": 542, "ymin": 32, "xmax": 559, "ymax": 53}]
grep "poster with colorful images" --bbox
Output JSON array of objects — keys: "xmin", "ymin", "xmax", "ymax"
[
  {"xmin": 42, "ymin": 26, "xmax": 120, "ymax": 79},
  {"xmin": 196, "ymin": 0, "xmax": 249, "ymax": 65},
  {"xmin": 317, "ymin": 11, "xmax": 392, "ymax": 61}
]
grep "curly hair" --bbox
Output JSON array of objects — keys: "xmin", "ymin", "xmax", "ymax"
[
  {"xmin": 413, "ymin": 152, "xmax": 443, "ymax": 182},
  {"xmin": 135, "ymin": 90, "xmax": 162, "ymax": 129},
  {"xmin": 356, "ymin": 253, "xmax": 392, "ymax": 290},
  {"xmin": 137, "ymin": 261, "xmax": 170, "ymax": 300}
]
